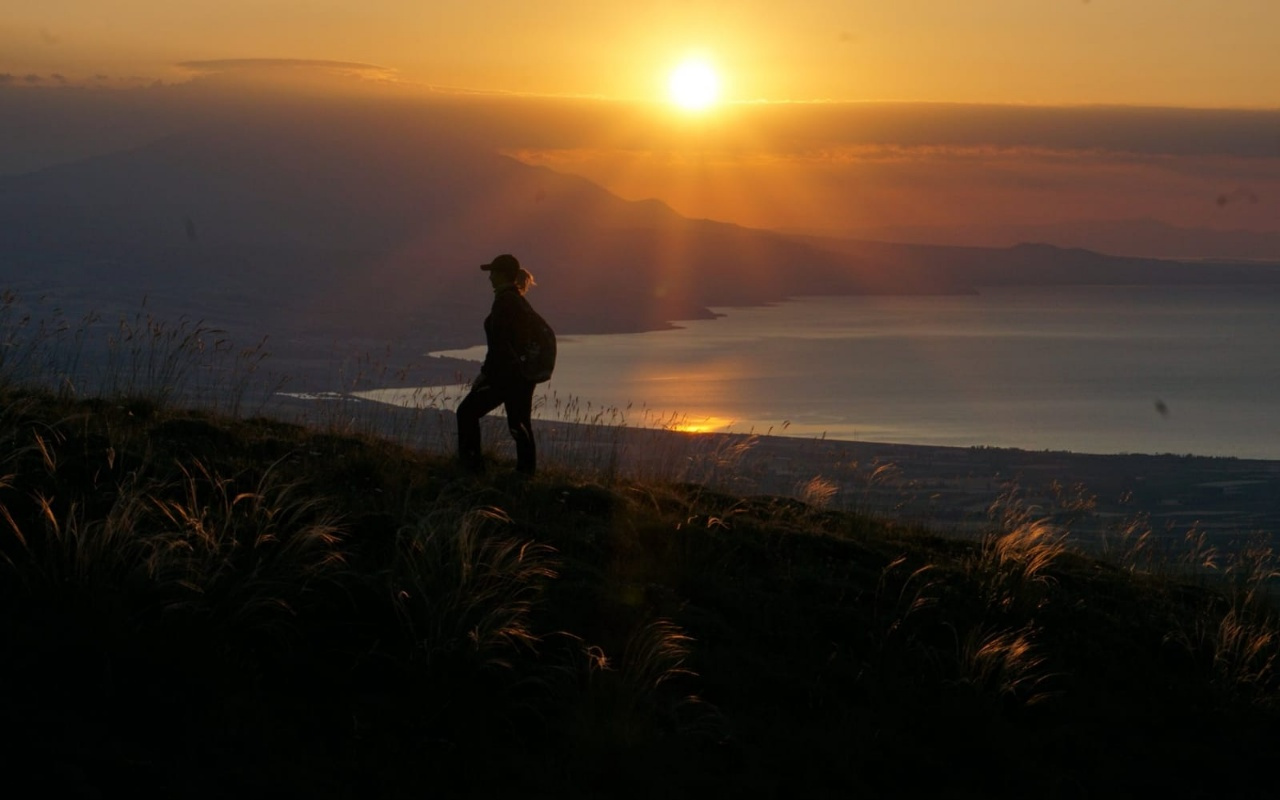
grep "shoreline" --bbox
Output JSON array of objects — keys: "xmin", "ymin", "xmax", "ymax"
[
  {"xmin": 543, "ymin": 420, "xmax": 1280, "ymax": 542},
  {"xmin": 270, "ymin": 392, "xmax": 1280, "ymax": 547}
]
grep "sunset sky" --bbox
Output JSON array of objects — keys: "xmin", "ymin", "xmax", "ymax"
[
  {"xmin": 4, "ymin": 1, "xmax": 1280, "ymax": 243},
  {"xmin": 5, "ymin": 0, "xmax": 1280, "ymax": 106}
]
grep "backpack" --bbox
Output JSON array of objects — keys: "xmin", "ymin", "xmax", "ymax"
[{"xmin": 512, "ymin": 296, "xmax": 557, "ymax": 383}]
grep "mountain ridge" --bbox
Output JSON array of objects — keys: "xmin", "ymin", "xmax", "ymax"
[
  {"xmin": 786, "ymin": 218, "xmax": 1280, "ymax": 262},
  {"xmin": 4, "ymin": 110, "xmax": 1280, "ymax": 387}
]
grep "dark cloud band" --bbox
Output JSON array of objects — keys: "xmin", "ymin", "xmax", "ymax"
[{"xmin": 177, "ymin": 59, "xmax": 392, "ymax": 76}]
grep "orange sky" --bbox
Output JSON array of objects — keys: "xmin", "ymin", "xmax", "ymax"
[
  {"xmin": 4, "ymin": 0, "xmax": 1280, "ymax": 107},
  {"xmin": 4, "ymin": 2, "xmax": 1280, "ymax": 243}
]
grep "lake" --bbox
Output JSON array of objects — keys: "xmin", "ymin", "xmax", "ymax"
[{"xmin": 369, "ymin": 285, "xmax": 1280, "ymax": 460}]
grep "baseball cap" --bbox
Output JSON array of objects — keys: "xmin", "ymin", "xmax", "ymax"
[{"xmin": 480, "ymin": 254, "xmax": 520, "ymax": 274}]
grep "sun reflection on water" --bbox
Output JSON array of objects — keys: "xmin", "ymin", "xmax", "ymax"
[{"xmin": 667, "ymin": 416, "xmax": 736, "ymax": 434}]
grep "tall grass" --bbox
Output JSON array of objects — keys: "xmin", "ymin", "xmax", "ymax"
[
  {"xmin": 146, "ymin": 460, "xmax": 349, "ymax": 629},
  {"xmin": 1, "ymin": 292, "xmax": 280, "ymax": 416},
  {"xmin": 950, "ymin": 623, "xmax": 1056, "ymax": 709},
  {"xmin": 390, "ymin": 505, "xmax": 557, "ymax": 671},
  {"xmin": 3, "ymin": 453, "xmax": 349, "ymax": 632},
  {"xmin": 1164, "ymin": 541, "xmax": 1280, "ymax": 707},
  {"xmin": 968, "ymin": 489, "xmax": 1067, "ymax": 616},
  {"xmin": 0, "ymin": 291, "xmax": 96, "ymax": 395}
]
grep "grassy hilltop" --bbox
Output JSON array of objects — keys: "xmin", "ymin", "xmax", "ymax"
[{"xmin": 3, "ymin": 384, "xmax": 1279, "ymax": 800}]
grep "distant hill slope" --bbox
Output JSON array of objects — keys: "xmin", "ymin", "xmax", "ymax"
[
  {"xmin": 787, "ymin": 236, "xmax": 1280, "ymax": 287},
  {"xmin": 806, "ymin": 219, "xmax": 1280, "ymax": 262},
  {"xmin": 0, "ymin": 114, "xmax": 896, "ymax": 337},
  {"xmin": 4, "ymin": 107, "xmax": 1280, "ymax": 368}
]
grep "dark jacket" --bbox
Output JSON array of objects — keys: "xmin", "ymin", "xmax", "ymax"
[{"xmin": 480, "ymin": 285, "xmax": 529, "ymax": 383}]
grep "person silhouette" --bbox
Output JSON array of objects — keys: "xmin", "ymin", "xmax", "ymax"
[{"xmin": 456, "ymin": 254, "xmax": 540, "ymax": 475}]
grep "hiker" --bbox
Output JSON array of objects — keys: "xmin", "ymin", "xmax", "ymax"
[{"xmin": 456, "ymin": 253, "xmax": 550, "ymax": 475}]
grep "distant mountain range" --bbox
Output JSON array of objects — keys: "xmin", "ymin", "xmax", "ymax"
[
  {"xmin": 4, "ymin": 108, "xmax": 1280, "ymax": 384},
  {"xmin": 797, "ymin": 219, "xmax": 1280, "ymax": 262}
]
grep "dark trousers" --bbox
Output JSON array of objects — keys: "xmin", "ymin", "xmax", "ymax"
[{"xmin": 456, "ymin": 376, "xmax": 537, "ymax": 474}]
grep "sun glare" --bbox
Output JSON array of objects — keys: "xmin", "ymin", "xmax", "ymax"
[
  {"xmin": 668, "ymin": 59, "xmax": 720, "ymax": 111},
  {"xmin": 668, "ymin": 416, "xmax": 734, "ymax": 434}
]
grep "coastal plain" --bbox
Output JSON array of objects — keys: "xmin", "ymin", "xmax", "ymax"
[{"xmin": 347, "ymin": 397, "xmax": 1280, "ymax": 553}]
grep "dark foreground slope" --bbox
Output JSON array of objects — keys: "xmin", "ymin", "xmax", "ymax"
[{"xmin": 2, "ymin": 390, "xmax": 1278, "ymax": 799}]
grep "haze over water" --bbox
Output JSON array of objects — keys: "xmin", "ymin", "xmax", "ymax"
[{"xmin": 408, "ymin": 285, "xmax": 1280, "ymax": 460}]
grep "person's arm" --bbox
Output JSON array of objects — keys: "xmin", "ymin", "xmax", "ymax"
[{"xmin": 484, "ymin": 290, "xmax": 524, "ymax": 379}]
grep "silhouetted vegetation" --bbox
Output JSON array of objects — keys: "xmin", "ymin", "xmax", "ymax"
[
  {"xmin": 2, "ymin": 303, "xmax": 1278, "ymax": 798},
  {"xmin": 2, "ymin": 386, "xmax": 1278, "ymax": 799}
]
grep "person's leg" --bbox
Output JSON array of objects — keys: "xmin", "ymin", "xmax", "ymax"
[
  {"xmin": 503, "ymin": 379, "xmax": 537, "ymax": 475},
  {"xmin": 456, "ymin": 380, "xmax": 504, "ymax": 471}
]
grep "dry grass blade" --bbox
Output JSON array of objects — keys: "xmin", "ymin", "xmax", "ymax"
[
  {"xmin": 142, "ymin": 458, "xmax": 349, "ymax": 634},
  {"xmin": 392, "ymin": 505, "xmax": 558, "ymax": 669},
  {"xmin": 953, "ymin": 624, "xmax": 1056, "ymax": 707},
  {"xmin": 620, "ymin": 618, "xmax": 697, "ymax": 691},
  {"xmin": 971, "ymin": 490, "xmax": 1067, "ymax": 614},
  {"xmin": 797, "ymin": 475, "xmax": 839, "ymax": 510}
]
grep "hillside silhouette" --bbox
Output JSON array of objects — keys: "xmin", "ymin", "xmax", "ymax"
[
  {"xmin": 823, "ymin": 218, "xmax": 1280, "ymax": 262},
  {"xmin": 2, "ymin": 384, "xmax": 1278, "ymax": 799}
]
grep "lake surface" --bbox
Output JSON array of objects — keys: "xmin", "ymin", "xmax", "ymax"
[{"xmin": 378, "ymin": 285, "xmax": 1280, "ymax": 460}]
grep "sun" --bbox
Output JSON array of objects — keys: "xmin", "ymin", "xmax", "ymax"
[{"xmin": 667, "ymin": 58, "xmax": 721, "ymax": 111}]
